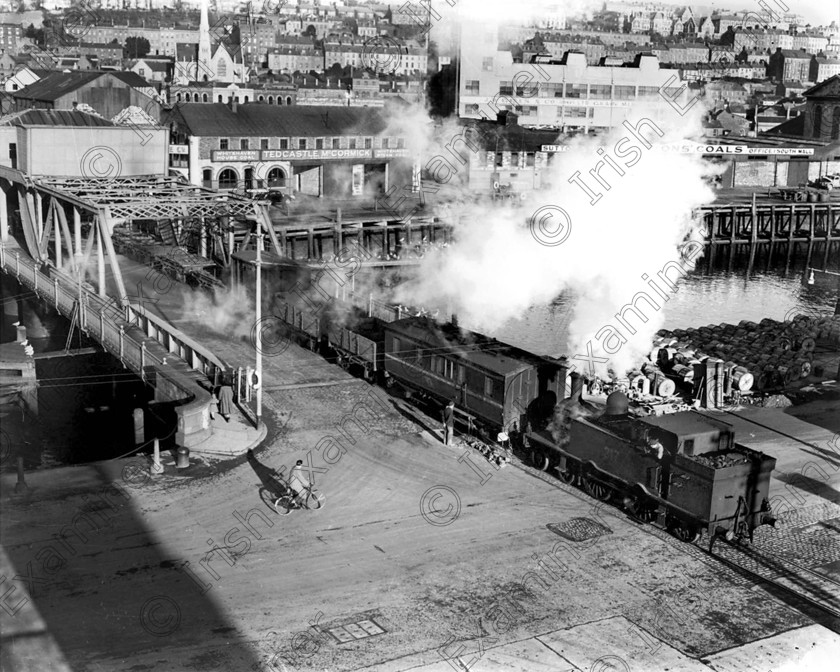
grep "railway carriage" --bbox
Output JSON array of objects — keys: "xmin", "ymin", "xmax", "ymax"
[{"xmin": 382, "ymin": 317, "xmax": 567, "ymax": 434}]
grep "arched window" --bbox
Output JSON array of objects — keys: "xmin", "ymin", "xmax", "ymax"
[
  {"xmin": 814, "ymin": 104, "xmax": 823, "ymax": 139},
  {"xmin": 202, "ymin": 168, "xmax": 212, "ymax": 188},
  {"xmin": 286, "ymin": 96, "xmax": 292, "ymax": 105},
  {"xmin": 217, "ymin": 169, "xmax": 238, "ymax": 190},
  {"xmin": 268, "ymin": 96, "xmax": 274, "ymax": 104},
  {"xmin": 184, "ymin": 93, "xmax": 191, "ymax": 102},
  {"xmin": 202, "ymin": 93, "xmax": 208, "ymax": 102},
  {"xmin": 267, "ymin": 167, "xmax": 286, "ymax": 187},
  {"xmin": 218, "ymin": 95, "xmax": 224, "ymax": 102},
  {"xmin": 258, "ymin": 95, "xmax": 264, "ymax": 102},
  {"xmin": 176, "ymin": 93, "xmax": 182, "ymax": 102},
  {"xmin": 832, "ymin": 108, "xmax": 840, "ymax": 140},
  {"xmin": 244, "ymin": 95, "xmax": 249, "ymax": 103}
]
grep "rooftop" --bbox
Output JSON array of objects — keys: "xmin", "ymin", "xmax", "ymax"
[
  {"xmin": 0, "ymin": 109, "xmax": 114, "ymax": 127},
  {"xmin": 166, "ymin": 103, "xmax": 393, "ymax": 137}
]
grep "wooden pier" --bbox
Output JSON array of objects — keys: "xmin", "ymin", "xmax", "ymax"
[{"xmin": 700, "ymin": 197, "xmax": 840, "ymax": 274}]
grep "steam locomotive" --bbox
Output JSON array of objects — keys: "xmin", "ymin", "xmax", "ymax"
[{"xmin": 267, "ymin": 288, "xmax": 778, "ymax": 545}]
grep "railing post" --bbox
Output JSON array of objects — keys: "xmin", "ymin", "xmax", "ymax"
[
  {"xmin": 140, "ymin": 341, "xmax": 146, "ymax": 382},
  {"xmin": 54, "ymin": 279, "xmax": 59, "ymax": 309},
  {"xmin": 33, "ymin": 264, "xmax": 37, "ymax": 295},
  {"xmin": 100, "ymin": 310, "xmax": 105, "ymax": 344},
  {"xmin": 0, "ymin": 243, "xmax": 5, "ymax": 267},
  {"xmin": 119, "ymin": 325, "xmax": 124, "ymax": 363},
  {"xmin": 14, "ymin": 251, "xmax": 19, "ymax": 279}
]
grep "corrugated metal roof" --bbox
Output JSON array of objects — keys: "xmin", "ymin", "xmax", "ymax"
[
  {"xmin": 167, "ymin": 103, "xmax": 392, "ymax": 137},
  {"xmin": 111, "ymin": 71, "xmax": 152, "ymax": 88},
  {"xmin": 12, "ymin": 71, "xmax": 104, "ymax": 101},
  {"xmin": 0, "ymin": 109, "xmax": 114, "ymax": 127}
]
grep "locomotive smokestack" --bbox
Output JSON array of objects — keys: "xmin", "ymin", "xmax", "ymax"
[{"xmin": 570, "ymin": 371, "xmax": 584, "ymax": 402}]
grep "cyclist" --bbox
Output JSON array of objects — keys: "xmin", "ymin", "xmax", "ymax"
[{"xmin": 287, "ymin": 460, "xmax": 309, "ymax": 507}]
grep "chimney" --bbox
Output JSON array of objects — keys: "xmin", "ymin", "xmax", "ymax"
[
  {"xmin": 72, "ymin": 101, "xmax": 78, "ymax": 110},
  {"xmin": 569, "ymin": 371, "xmax": 584, "ymax": 402}
]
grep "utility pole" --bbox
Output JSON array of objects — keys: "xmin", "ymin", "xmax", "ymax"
[{"xmin": 255, "ymin": 220, "xmax": 263, "ymax": 423}]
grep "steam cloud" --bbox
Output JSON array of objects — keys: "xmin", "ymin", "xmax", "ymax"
[{"xmin": 393, "ymin": 101, "xmax": 719, "ymax": 377}]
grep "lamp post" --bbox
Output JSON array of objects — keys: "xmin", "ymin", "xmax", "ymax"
[{"xmin": 255, "ymin": 221, "xmax": 263, "ymax": 423}]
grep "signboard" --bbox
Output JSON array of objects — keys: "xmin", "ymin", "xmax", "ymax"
[
  {"xmin": 211, "ymin": 148, "xmax": 409, "ymax": 163},
  {"xmin": 352, "ymin": 164, "xmax": 364, "ymax": 196},
  {"xmin": 211, "ymin": 150, "xmax": 260, "ymax": 162},
  {"xmin": 373, "ymin": 148, "xmax": 410, "ymax": 158},
  {"xmin": 541, "ymin": 145, "xmax": 571, "ymax": 152},
  {"xmin": 655, "ymin": 143, "xmax": 815, "ymax": 156},
  {"xmin": 169, "ymin": 144, "xmax": 189, "ymax": 154},
  {"xmin": 260, "ymin": 148, "xmax": 372, "ymax": 161},
  {"xmin": 460, "ymin": 96, "xmax": 635, "ymax": 109}
]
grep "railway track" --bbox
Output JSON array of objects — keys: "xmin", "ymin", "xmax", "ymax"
[{"xmin": 499, "ymin": 445, "xmax": 840, "ymax": 633}]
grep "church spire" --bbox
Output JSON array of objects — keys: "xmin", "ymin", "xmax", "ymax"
[{"xmin": 197, "ymin": 0, "xmax": 212, "ymax": 82}]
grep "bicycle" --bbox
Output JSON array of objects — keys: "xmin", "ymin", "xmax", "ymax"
[{"xmin": 273, "ymin": 482, "xmax": 325, "ymax": 515}]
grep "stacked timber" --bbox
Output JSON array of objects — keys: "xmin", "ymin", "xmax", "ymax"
[{"xmin": 652, "ymin": 314, "xmax": 840, "ymax": 392}]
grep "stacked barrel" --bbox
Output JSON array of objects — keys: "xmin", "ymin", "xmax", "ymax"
[{"xmin": 651, "ymin": 314, "xmax": 840, "ymax": 393}]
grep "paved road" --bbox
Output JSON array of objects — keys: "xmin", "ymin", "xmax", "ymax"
[{"xmin": 2, "ymin": 373, "xmax": 837, "ymax": 671}]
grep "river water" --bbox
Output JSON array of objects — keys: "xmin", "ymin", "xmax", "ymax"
[{"xmin": 379, "ymin": 251, "xmax": 839, "ymax": 358}]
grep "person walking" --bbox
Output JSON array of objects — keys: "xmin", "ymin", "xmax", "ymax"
[
  {"xmin": 443, "ymin": 399, "xmax": 455, "ymax": 446},
  {"xmin": 217, "ymin": 380, "xmax": 234, "ymax": 423}
]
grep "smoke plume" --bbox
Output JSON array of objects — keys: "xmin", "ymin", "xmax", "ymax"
[{"xmin": 393, "ymin": 100, "xmax": 719, "ymax": 376}]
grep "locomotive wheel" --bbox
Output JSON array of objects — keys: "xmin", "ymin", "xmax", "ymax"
[
  {"xmin": 583, "ymin": 477, "xmax": 611, "ymax": 501},
  {"xmin": 671, "ymin": 521, "xmax": 701, "ymax": 544},
  {"xmin": 624, "ymin": 491, "xmax": 656, "ymax": 523},
  {"xmin": 531, "ymin": 450, "xmax": 550, "ymax": 471},
  {"xmin": 554, "ymin": 463, "xmax": 575, "ymax": 483}
]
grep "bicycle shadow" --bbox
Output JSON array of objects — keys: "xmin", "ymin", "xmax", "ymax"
[{"xmin": 246, "ymin": 449, "xmax": 289, "ymax": 506}]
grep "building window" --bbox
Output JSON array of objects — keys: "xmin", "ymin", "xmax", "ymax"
[
  {"xmin": 261, "ymin": 138, "xmax": 269, "ymax": 149},
  {"xmin": 482, "ymin": 56, "xmax": 493, "ymax": 71},
  {"xmin": 382, "ymin": 137, "xmax": 390, "ymax": 149},
  {"xmin": 814, "ymin": 104, "xmax": 824, "ymax": 138},
  {"xmin": 526, "ymin": 152, "xmax": 535, "ymax": 167},
  {"xmin": 268, "ymin": 96, "xmax": 274, "ymax": 104},
  {"xmin": 349, "ymin": 138, "xmax": 357, "ymax": 149},
  {"xmin": 564, "ymin": 106, "xmax": 588, "ymax": 118},
  {"xmin": 510, "ymin": 152, "xmax": 519, "ymax": 166},
  {"xmin": 218, "ymin": 95, "xmax": 224, "ymax": 102},
  {"xmin": 484, "ymin": 376, "xmax": 495, "ymax": 398},
  {"xmin": 614, "ymin": 85, "xmax": 635, "ymax": 99},
  {"xmin": 364, "ymin": 137, "xmax": 372, "ymax": 149},
  {"xmin": 280, "ymin": 138, "xmax": 289, "ymax": 149},
  {"xmin": 240, "ymin": 139, "xmax": 249, "ymax": 150},
  {"xmin": 217, "ymin": 168, "xmax": 237, "ymax": 189},
  {"xmin": 316, "ymin": 138, "xmax": 324, "ymax": 149},
  {"xmin": 638, "ymin": 86, "xmax": 660, "ymax": 98},
  {"xmin": 287, "ymin": 96, "xmax": 292, "ymax": 105},
  {"xmin": 203, "ymin": 93, "xmax": 208, "ymax": 102},
  {"xmin": 396, "ymin": 138, "xmax": 405, "ymax": 149},
  {"xmin": 219, "ymin": 138, "xmax": 229, "ymax": 150},
  {"xmin": 520, "ymin": 106, "xmax": 537, "ymax": 116},
  {"xmin": 258, "ymin": 95, "xmax": 264, "ymax": 102},
  {"xmin": 499, "ymin": 80, "xmax": 513, "ymax": 95},
  {"xmin": 464, "ymin": 103, "xmax": 480, "ymax": 115},
  {"xmin": 465, "ymin": 79, "xmax": 480, "ymax": 95},
  {"xmin": 539, "ymin": 82, "xmax": 562, "ymax": 98},
  {"xmin": 589, "ymin": 84, "xmax": 611, "ymax": 99},
  {"xmin": 566, "ymin": 83, "xmax": 587, "ymax": 98},
  {"xmin": 298, "ymin": 138, "xmax": 307, "ymax": 149}
]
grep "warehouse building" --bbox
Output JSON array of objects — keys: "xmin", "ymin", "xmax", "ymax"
[
  {"xmin": 458, "ymin": 22, "xmax": 689, "ymax": 132},
  {"xmin": 164, "ymin": 102, "xmax": 412, "ymax": 198}
]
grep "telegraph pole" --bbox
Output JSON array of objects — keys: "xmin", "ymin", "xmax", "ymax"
[{"xmin": 255, "ymin": 220, "xmax": 263, "ymax": 422}]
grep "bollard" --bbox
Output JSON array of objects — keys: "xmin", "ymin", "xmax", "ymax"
[
  {"xmin": 14, "ymin": 455, "xmax": 27, "ymax": 493},
  {"xmin": 150, "ymin": 438, "xmax": 164, "ymax": 476},
  {"xmin": 133, "ymin": 408, "xmax": 145, "ymax": 445},
  {"xmin": 176, "ymin": 446, "xmax": 190, "ymax": 469}
]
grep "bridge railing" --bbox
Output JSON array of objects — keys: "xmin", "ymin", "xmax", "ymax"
[{"xmin": 0, "ymin": 244, "xmax": 231, "ymax": 392}]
